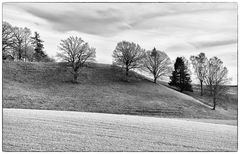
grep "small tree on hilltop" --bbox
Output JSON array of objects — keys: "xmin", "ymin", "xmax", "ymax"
[
  {"xmin": 190, "ymin": 52, "xmax": 208, "ymax": 96},
  {"xmin": 143, "ymin": 48, "xmax": 172, "ymax": 83},
  {"xmin": 204, "ymin": 57, "xmax": 230, "ymax": 110},
  {"xmin": 169, "ymin": 57, "xmax": 193, "ymax": 92},
  {"xmin": 112, "ymin": 41, "xmax": 145, "ymax": 76},
  {"xmin": 57, "ymin": 36, "xmax": 96, "ymax": 83},
  {"xmin": 31, "ymin": 32, "xmax": 46, "ymax": 62}
]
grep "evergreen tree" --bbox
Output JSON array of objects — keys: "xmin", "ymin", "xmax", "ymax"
[
  {"xmin": 169, "ymin": 57, "xmax": 193, "ymax": 92},
  {"xmin": 31, "ymin": 32, "xmax": 46, "ymax": 62}
]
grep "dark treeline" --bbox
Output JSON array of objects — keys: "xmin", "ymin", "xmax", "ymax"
[{"xmin": 2, "ymin": 21, "xmax": 54, "ymax": 62}]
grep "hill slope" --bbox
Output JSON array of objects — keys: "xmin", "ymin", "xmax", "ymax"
[{"xmin": 2, "ymin": 61, "xmax": 235, "ymax": 119}]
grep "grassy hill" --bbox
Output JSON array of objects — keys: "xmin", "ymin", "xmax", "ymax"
[
  {"xmin": 2, "ymin": 61, "xmax": 236, "ymax": 119},
  {"xmin": 159, "ymin": 81, "xmax": 238, "ymax": 119}
]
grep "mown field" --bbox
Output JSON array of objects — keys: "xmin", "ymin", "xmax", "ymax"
[
  {"xmin": 3, "ymin": 109, "xmax": 237, "ymax": 152},
  {"xmin": 3, "ymin": 61, "xmax": 236, "ymax": 119}
]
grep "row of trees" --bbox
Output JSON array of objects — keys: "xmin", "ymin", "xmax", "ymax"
[
  {"xmin": 112, "ymin": 41, "xmax": 172, "ymax": 83},
  {"xmin": 110, "ymin": 41, "xmax": 229, "ymax": 110},
  {"xmin": 190, "ymin": 53, "xmax": 230, "ymax": 110},
  {"xmin": 168, "ymin": 53, "xmax": 230, "ymax": 110},
  {"xmin": 37, "ymin": 36, "xmax": 229, "ymax": 110},
  {"xmin": 2, "ymin": 20, "xmax": 230, "ymax": 110},
  {"xmin": 2, "ymin": 21, "xmax": 53, "ymax": 62},
  {"xmin": 112, "ymin": 41, "xmax": 193, "ymax": 92},
  {"xmin": 56, "ymin": 39, "xmax": 172, "ymax": 85}
]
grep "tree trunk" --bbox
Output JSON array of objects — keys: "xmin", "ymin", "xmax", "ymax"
[
  {"xmin": 18, "ymin": 49, "xmax": 22, "ymax": 60},
  {"xmin": 18, "ymin": 43, "xmax": 22, "ymax": 60},
  {"xmin": 209, "ymin": 84, "xmax": 213, "ymax": 96},
  {"xmin": 73, "ymin": 71, "xmax": 78, "ymax": 83},
  {"xmin": 154, "ymin": 76, "xmax": 157, "ymax": 83},
  {"xmin": 212, "ymin": 92, "xmax": 216, "ymax": 110},
  {"xmin": 200, "ymin": 80, "xmax": 203, "ymax": 96},
  {"xmin": 126, "ymin": 66, "xmax": 129, "ymax": 76}
]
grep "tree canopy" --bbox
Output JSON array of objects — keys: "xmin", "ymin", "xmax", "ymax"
[
  {"xmin": 2, "ymin": 21, "xmax": 53, "ymax": 62},
  {"xmin": 169, "ymin": 57, "xmax": 193, "ymax": 92},
  {"xmin": 31, "ymin": 32, "xmax": 46, "ymax": 62},
  {"xmin": 204, "ymin": 57, "xmax": 230, "ymax": 110},
  {"xmin": 143, "ymin": 48, "xmax": 172, "ymax": 83},
  {"xmin": 57, "ymin": 36, "xmax": 96, "ymax": 83},
  {"xmin": 190, "ymin": 52, "xmax": 208, "ymax": 96},
  {"xmin": 112, "ymin": 41, "xmax": 145, "ymax": 76}
]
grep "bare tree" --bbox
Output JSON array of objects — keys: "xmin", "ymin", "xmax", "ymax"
[
  {"xmin": 190, "ymin": 52, "xmax": 208, "ymax": 96},
  {"xmin": 112, "ymin": 41, "xmax": 145, "ymax": 76},
  {"xmin": 57, "ymin": 36, "xmax": 96, "ymax": 83},
  {"xmin": 204, "ymin": 57, "xmax": 230, "ymax": 110},
  {"xmin": 24, "ymin": 46, "xmax": 35, "ymax": 62},
  {"xmin": 11, "ymin": 26, "xmax": 31, "ymax": 60},
  {"xmin": 2, "ymin": 21, "xmax": 14, "ymax": 55},
  {"xmin": 22, "ymin": 29, "xmax": 32, "ymax": 62},
  {"xmin": 143, "ymin": 48, "xmax": 172, "ymax": 83}
]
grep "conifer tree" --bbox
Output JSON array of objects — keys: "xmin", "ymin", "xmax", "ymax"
[
  {"xmin": 31, "ymin": 32, "xmax": 46, "ymax": 62},
  {"xmin": 169, "ymin": 57, "xmax": 193, "ymax": 92}
]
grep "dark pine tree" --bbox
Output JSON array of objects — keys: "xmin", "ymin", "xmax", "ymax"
[
  {"xmin": 169, "ymin": 57, "xmax": 193, "ymax": 92},
  {"xmin": 31, "ymin": 32, "xmax": 46, "ymax": 62}
]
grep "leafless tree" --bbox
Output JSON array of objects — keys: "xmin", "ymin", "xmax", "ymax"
[
  {"xmin": 11, "ymin": 26, "xmax": 31, "ymax": 60},
  {"xmin": 2, "ymin": 22, "xmax": 14, "ymax": 55},
  {"xmin": 112, "ymin": 41, "xmax": 145, "ymax": 76},
  {"xmin": 190, "ymin": 52, "xmax": 208, "ymax": 96},
  {"xmin": 24, "ymin": 46, "xmax": 35, "ymax": 62},
  {"xmin": 204, "ymin": 57, "xmax": 230, "ymax": 110},
  {"xmin": 22, "ymin": 29, "xmax": 32, "ymax": 62},
  {"xmin": 57, "ymin": 36, "xmax": 96, "ymax": 83},
  {"xmin": 143, "ymin": 48, "xmax": 172, "ymax": 83}
]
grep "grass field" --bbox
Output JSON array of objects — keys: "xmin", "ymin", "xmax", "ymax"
[
  {"xmin": 184, "ymin": 85, "xmax": 238, "ymax": 110},
  {"xmin": 159, "ymin": 81, "xmax": 238, "ymax": 119},
  {"xmin": 2, "ymin": 61, "xmax": 237, "ymax": 119},
  {"xmin": 3, "ymin": 109, "xmax": 237, "ymax": 152}
]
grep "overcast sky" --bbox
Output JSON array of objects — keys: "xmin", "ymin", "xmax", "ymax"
[{"xmin": 3, "ymin": 3, "xmax": 237, "ymax": 84}]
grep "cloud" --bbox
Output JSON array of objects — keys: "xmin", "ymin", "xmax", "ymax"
[
  {"xmin": 6, "ymin": 3, "xmax": 236, "ymax": 37},
  {"xmin": 2, "ymin": 3, "xmax": 237, "ymax": 84},
  {"xmin": 128, "ymin": 3, "xmax": 236, "ymax": 30},
  {"xmin": 6, "ymin": 3, "xmax": 133, "ymax": 36},
  {"xmin": 189, "ymin": 39, "xmax": 237, "ymax": 49}
]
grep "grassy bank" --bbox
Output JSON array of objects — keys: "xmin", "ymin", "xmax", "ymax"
[{"xmin": 2, "ymin": 61, "xmax": 236, "ymax": 119}]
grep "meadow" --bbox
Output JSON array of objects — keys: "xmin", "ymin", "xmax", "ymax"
[{"xmin": 3, "ymin": 61, "xmax": 237, "ymax": 120}]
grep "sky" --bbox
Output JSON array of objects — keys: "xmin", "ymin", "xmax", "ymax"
[{"xmin": 3, "ymin": 2, "xmax": 238, "ymax": 85}]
